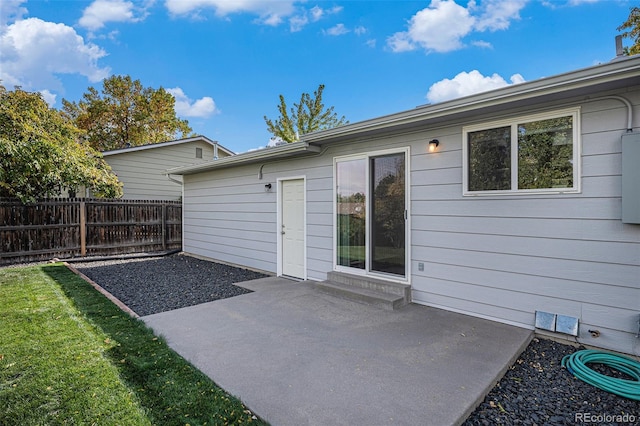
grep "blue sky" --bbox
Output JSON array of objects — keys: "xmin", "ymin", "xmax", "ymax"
[{"xmin": 0, "ymin": 0, "xmax": 635, "ymax": 153}]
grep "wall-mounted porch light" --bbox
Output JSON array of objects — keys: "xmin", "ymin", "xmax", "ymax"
[
  {"xmin": 428, "ymin": 139, "xmax": 439, "ymax": 152},
  {"xmin": 264, "ymin": 183, "xmax": 272, "ymax": 192}
]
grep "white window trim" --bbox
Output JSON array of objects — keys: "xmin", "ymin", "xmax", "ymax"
[
  {"xmin": 462, "ymin": 107, "xmax": 581, "ymax": 196},
  {"xmin": 332, "ymin": 146, "xmax": 411, "ymax": 284}
]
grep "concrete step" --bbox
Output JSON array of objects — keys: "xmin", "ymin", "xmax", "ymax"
[
  {"xmin": 316, "ymin": 280, "xmax": 408, "ymax": 311},
  {"xmin": 326, "ymin": 271, "xmax": 411, "ymax": 299}
]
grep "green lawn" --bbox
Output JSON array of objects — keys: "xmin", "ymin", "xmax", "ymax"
[{"xmin": 0, "ymin": 264, "xmax": 268, "ymax": 426}]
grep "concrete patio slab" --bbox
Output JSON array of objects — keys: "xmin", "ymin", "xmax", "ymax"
[{"xmin": 143, "ymin": 277, "xmax": 532, "ymax": 426}]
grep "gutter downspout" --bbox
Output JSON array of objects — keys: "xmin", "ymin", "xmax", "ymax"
[{"xmin": 166, "ymin": 173, "xmax": 183, "ymax": 185}]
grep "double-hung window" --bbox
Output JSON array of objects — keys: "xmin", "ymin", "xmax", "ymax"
[{"xmin": 462, "ymin": 108, "xmax": 580, "ymax": 195}]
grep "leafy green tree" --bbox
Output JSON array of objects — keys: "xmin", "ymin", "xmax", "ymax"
[
  {"xmin": 467, "ymin": 117, "xmax": 574, "ymax": 192},
  {"xmin": 468, "ymin": 127, "xmax": 511, "ymax": 191},
  {"xmin": 0, "ymin": 85, "xmax": 122, "ymax": 203},
  {"xmin": 517, "ymin": 117, "xmax": 573, "ymax": 190},
  {"xmin": 618, "ymin": 6, "xmax": 640, "ymax": 55},
  {"xmin": 63, "ymin": 75, "xmax": 192, "ymax": 151},
  {"xmin": 264, "ymin": 84, "xmax": 348, "ymax": 143},
  {"xmin": 336, "ymin": 191, "xmax": 366, "ymax": 252},
  {"xmin": 372, "ymin": 156, "xmax": 405, "ymax": 250}
]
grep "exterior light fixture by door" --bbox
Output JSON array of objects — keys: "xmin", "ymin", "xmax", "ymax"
[
  {"xmin": 428, "ymin": 139, "xmax": 439, "ymax": 152},
  {"xmin": 265, "ymin": 183, "xmax": 272, "ymax": 192}
]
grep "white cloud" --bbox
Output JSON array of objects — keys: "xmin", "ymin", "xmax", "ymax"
[
  {"xmin": 325, "ymin": 23, "xmax": 349, "ymax": 36},
  {"xmin": 365, "ymin": 39, "xmax": 376, "ymax": 48},
  {"xmin": 511, "ymin": 74, "xmax": 525, "ymax": 84},
  {"xmin": 473, "ymin": 0, "xmax": 526, "ymax": 31},
  {"xmin": 310, "ymin": 5, "xmax": 342, "ymax": 21},
  {"xmin": 387, "ymin": 0, "xmax": 526, "ymax": 53},
  {"xmin": 354, "ymin": 26, "xmax": 366, "ymax": 36},
  {"xmin": 260, "ymin": 12, "xmax": 283, "ymax": 26},
  {"xmin": 39, "ymin": 89, "xmax": 57, "ymax": 106},
  {"xmin": 0, "ymin": 18, "xmax": 110, "ymax": 95},
  {"xmin": 290, "ymin": 5, "xmax": 342, "ymax": 32},
  {"xmin": 310, "ymin": 5, "xmax": 324, "ymax": 21},
  {"xmin": 0, "ymin": 0, "xmax": 27, "ymax": 28},
  {"xmin": 165, "ymin": 0, "xmax": 296, "ymax": 26},
  {"xmin": 471, "ymin": 40, "xmax": 492, "ymax": 49},
  {"xmin": 289, "ymin": 14, "xmax": 308, "ymax": 32},
  {"xmin": 167, "ymin": 87, "xmax": 218, "ymax": 118},
  {"xmin": 166, "ymin": 2, "xmax": 343, "ymax": 31},
  {"xmin": 426, "ymin": 70, "xmax": 525, "ymax": 103},
  {"xmin": 567, "ymin": 0, "xmax": 599, "ymax": 5},
  {"xmin": 79, "ymin": 0, "xmax": 149, "ymax": 31},
  {"xmin": 387, "ymin": 32, "xmax": 414, "ymax": 52},
  {"xmin": 388, "ymin": 0, "xmax": 474, "ymax": 53}
]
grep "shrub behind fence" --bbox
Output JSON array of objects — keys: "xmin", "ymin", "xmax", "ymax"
[{"xmin": 0, "ymin": 198, "xmax": 182, "ymax": 265}]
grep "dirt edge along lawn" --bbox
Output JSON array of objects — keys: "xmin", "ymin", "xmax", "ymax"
[{"xmin": 0, "ymin": 263, "xmax": 268, "ymax": 426}]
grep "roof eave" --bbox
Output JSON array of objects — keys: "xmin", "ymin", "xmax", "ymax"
[
  {"xmin": 168, "ymin": 141, "xmax": 322, "ymax": 175},
  {"xmin": 169, "ymin": 56, "xmax": 640, "ymax": 176},
  {"xmin": 102, "ymin": 135, "xmax": 232, "ymax": 156},
  {"xmin": 301, "ymin": 56, "xmax": 640, "ymax": 145}
]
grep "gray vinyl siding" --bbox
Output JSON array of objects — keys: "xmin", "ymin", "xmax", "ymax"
[
  {"xmin": 182, "ymin": 87, "xmax": 640, "ymax": 354},
  {"xmin": 184, "ymin": 170, "xmax": 276, "ymax": 271},
  {"xmin": 183, "ymin": 156, "xmax": 336, "ymax": 278},
  {"xmin": 409, "ymin": 90, "xmax": 640, "ymax": 354},
  {"xmin": 106, "ymin": 141, "xmax": 222, "ymax": 200}
]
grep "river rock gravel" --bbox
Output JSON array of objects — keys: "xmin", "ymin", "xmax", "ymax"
[
  {"xmin": 463, "ymin": 337, "xmax": 640, "ymax": 426},
  {"xmin": 73, "ymin": 254, "xmax": 267, "ymax": 316}
]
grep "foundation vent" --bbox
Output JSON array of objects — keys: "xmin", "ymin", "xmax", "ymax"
[{"xmin": 535, "ymin": 311, "xmax": 579, "ymax": 337}]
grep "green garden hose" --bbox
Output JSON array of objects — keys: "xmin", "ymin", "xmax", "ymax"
[{"xmin": 562, "ymin": 349, "xmax": 640, "ymax": 401}]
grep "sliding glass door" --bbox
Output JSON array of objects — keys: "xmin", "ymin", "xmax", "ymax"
[
  {"xmin": 370, "ymin": 153, "xmax": 406, "ymax": 275},
  {"xmin": 336, "ymin": 158, "xmax": 366, "ymax": 270},
  {"xmin": 335, "ymin": 150, "xmax": 407, "ymax": 279}
]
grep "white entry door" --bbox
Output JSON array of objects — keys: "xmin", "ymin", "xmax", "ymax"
[{"xmin": 281, "ymin": 179, "xmax": 305, "ymax": 279}]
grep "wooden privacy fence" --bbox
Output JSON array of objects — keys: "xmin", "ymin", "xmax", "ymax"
[{"xmin": 0, "ymin": 198, "xmax": 182, "ymax": 265}]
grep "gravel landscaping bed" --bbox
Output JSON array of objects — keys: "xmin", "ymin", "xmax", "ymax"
[
  {"xmin": 463, "ymin": 337, "xmax": 640, "ymax": 426},
  {"xmin": 73, "ymin": 253, "xmax": 268, "ymax": 316}
]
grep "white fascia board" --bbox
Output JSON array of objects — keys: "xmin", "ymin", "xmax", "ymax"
[
  {"xmin": 102, "ymin": 135, "xmax": 224, "ymax": 156},
  {"xmin": 215, "ymin": 142, "xmax": 236, "ymax": 156},
  {"xmin": 168, "ymin": 142, "xmax": 322, "ymax": 175}
]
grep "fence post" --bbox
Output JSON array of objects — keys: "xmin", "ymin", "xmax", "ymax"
[
  {"xmin": 0, "ymin": 198, "xmax": 183, "ymax": 264},
  {"xmin": 161, "ymin": 203, "xmax": 167, "ymax": 251},
  {"xmin": 79, "ymin": 201, "xmax": 86, "ymax": 256}
]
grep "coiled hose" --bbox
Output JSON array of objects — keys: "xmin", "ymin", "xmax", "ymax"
[{"xmin": 562, "ymin": 349, "xmax": 640, "ymax": 401}]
